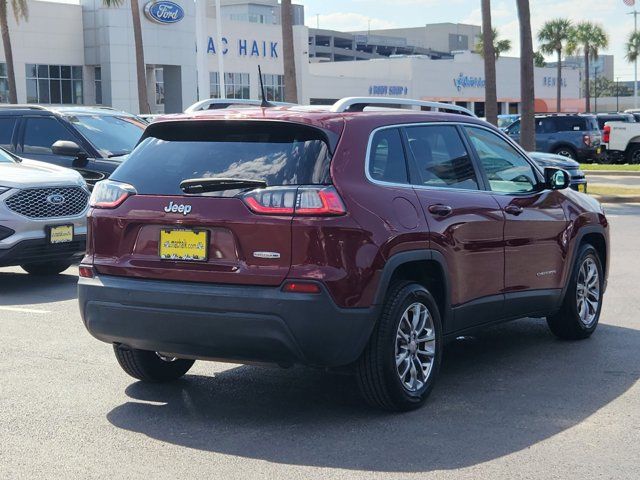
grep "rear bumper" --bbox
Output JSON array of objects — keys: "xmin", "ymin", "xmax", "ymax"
[
  {"xmin": 78, "ymin": 274, "xmax": 376, "ymax": 367},
  {"xmin": 0, "ymin": 236, "xmax": 86, "ymax": 267}
]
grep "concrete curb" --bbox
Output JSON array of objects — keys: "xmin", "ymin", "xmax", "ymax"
[
  {"xmin": 584, "ymin": 170, "xmax": 640, "ymax": 177},
  {"xmin": 590, "ymin": 194, "xmax": 640, "ymax": 204}
]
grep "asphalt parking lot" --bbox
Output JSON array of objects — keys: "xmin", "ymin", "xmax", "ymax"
[{"xmin": 1, "ymin": 203, "xmax": 639, "ymax": 480}]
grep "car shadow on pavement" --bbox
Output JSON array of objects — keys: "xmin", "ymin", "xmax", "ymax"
[
  {"xmin": 106, "ymin": 319, "xmax": 640, "ymax": 473},
  {"xmin": 0, "ymin": 270, "xmax": 78, "ymax": 305}
]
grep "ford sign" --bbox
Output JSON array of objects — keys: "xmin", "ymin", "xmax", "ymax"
[
  {"xmin": 144, "ymin": 1, "xmax": 184, "ymax": 25},
  {"xmin": 46, "ymin": 194, "xmax": 66, "ymax": 205}
]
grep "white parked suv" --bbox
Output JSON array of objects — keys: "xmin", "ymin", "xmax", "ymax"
[{"xmin": 0, "ymin": 148, "xmax": 89, "ymax": 275}]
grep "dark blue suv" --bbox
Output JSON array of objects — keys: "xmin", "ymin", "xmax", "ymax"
[
  {"xmin": 0, "ymin": 106, "xmax": 145, "ymax": 186},
  {"xmin": 505, "ymin": 114, "xmax": 601, "ymax": 162}
]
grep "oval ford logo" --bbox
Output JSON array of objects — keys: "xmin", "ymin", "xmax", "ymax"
[
  {"xmin": 144, "ymin": 1, "xmax": 185, "ymax": 24},
  {"xmin": 46, "ymin": 194, "xmax": 66, "ymax": 205}
]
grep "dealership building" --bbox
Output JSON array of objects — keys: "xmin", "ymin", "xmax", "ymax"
[{"xmin": 0, "ymin": 0, "xmax": 580, "ymax": 115}]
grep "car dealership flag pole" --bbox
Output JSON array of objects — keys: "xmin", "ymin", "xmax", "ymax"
[
  {"xmin": 627, "ymin": 0, "xmax": 639, "ymax": 107},
  {"xmin": 215, "ymin": 0, "xmax": 226, "ymax": 99},
  {"xmin": 195, "ymin": 0, "xmax": 209, "ymax": 101}
]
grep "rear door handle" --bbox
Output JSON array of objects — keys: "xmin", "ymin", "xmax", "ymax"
[
  {"xmin": 504, "ymin": 205, "xmax": 524, "ymax": 216},
  {"xmin": 428, "ymin": 204, "xmax": 453, "ymax": 217}
]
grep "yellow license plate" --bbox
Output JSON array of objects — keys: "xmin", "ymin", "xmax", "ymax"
[
  {"xmin": 578, "ymin": 184, "xmax": 586, "ymax": 193},
  {"xmin": 597, "ymin": 147, "xmax": 602, "ymax": 155},
  {"xmin": 50, "ymin": 225, "xmax": 73, "ymax": 244},
  {"xmin": 159, "ymin": 229, "xmax": 208, "ymax": 262}
]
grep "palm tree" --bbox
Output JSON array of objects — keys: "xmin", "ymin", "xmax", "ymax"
[
  {"xmin": 0, "ymin": 0, "xmax": 28, "ymax": 103},
  {"xmin": 516, "ymin": 0, "xmax": 535, "ymax": 151},
  {"xmin": 281, "ymin": 0, "xmax": 298, "ymax": 103},
  {"xmin": 568, "ymin": 22, "xmax": 609, "ymax": 113},
  {"xmin": 538, "ymin": 19, "xmax": 573, "ymax": 113},
  {"xmin": 103, "ymin": 0, "xmax": 150, "ymax": 114},
  {"xmin": 480, "ymin": 1, "xmax": 498, "ymax": 126},
  {"xmin": 533, "ymin": 51, "xmax": 546, "ymax": 68},
  {"xmin": 625, "ymin": 31, "xmax": 640, "ymax": 101},
  {"xmin": 475, "ymin": 28, "xmax": 512, "ymax": 59}
]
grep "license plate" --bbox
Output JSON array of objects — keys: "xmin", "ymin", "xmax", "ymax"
[
  {"xmin": 597, "ymin": 147, "xmax": 602, "ymax": 155},
  {"xmin": 578, "ymin": 184, "xmax": 587, "ymax": 193},
  {"xmin": 50, "ymin": 225, "xmax": 74, "ymax": 244},
  {"xmin": 159, "ymin": 229, "xmax": 208, "ymax": 262}
]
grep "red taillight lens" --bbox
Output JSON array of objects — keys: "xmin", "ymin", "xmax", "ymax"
[
  {"xmin": 603, "ymin": 125, "xmax": 611, "ymax": 144},
  {"xmin": 282, "ymin": 281, "xmax": 322, "ymax": 294},
  {"xmin": 89, "ymin": 180, "xmax": 136, "ymax": 209},
  {"xmin": 242, "ymin": 186, "xmax": 346, "ymax": 217},
  {"xmin": 78, "ymin": 265, "xmax": 95, "ymax": 278},
  {"xmin": 583, "ymin": 134, "xmax": 591, "ymax": 147}
]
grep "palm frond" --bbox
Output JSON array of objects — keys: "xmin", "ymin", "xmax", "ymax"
[{"xmin": 10, "ymin": 0, "xmax": 28, "ymax": 22}]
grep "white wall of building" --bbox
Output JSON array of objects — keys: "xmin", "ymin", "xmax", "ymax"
[{"xmin": 0, "ymin": 1, "xmax": 85, "ymax": 103}]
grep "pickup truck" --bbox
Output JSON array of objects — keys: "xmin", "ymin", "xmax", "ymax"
[{"xmin": 602, "ymin": 122, "xmax": 640, "ymax": 163}]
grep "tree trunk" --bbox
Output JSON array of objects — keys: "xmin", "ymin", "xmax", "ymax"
[
  {"xmin": 481, "ymin": 0, "xmax": 498, "ymax": 125},
  {"xmin": 130, "ymin": 0, "xmax": 150, "ymax": 114},
  {"xmin": 516, "ymin": 0, "xmax": 535, "ymax": 151},
  {"xmin": 556, "ymin": 48, "xmax": 562, "ymax": 112},
  {"xmin": 0, "ymin": 2, "xmax": 18, "ymax": 103},
  {"xmin": 584, "ymin": 49, "xmax": 590, "ymax": 113},
  {"xmin": 281, "ymin": 0, "xmax": 298, "ymax": 103}
]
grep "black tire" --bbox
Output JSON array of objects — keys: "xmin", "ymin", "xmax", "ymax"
[
  {"xmin": 553, "ymin": 146, "xmax": 578, "ymax": 160},
  {"xmin": 356, "ymin": 282, "xmax": 443, "ymax": 412},
  {"xmin": 113, "ymin": 345, "xmax": 195, "ymax": 382},
  {"xmin": 626, "ymin": 144, "xmax": 640, "ymax": 164},
  {"xmin": 547, "ymin": 244, "xmax": 604, "ymax": 340},
  {"xmin": 20, "ymin": 261, "xmax": 73, "ymax": 275}
]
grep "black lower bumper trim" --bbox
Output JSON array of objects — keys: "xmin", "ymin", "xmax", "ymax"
[
  {"xmin": 0, "ymin": 236, "xmax": 86, "ymax": 267},
  {"xmin": 79, "ymin": 274, "xmax": 377, "ymax": 367}
]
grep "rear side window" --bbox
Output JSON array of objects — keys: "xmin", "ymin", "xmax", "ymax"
[
  {"xmin": 111, "ymin": 121, "xmax": 333, "ymax": 195},
  {"xmin": 553, "ymin": 116, "xmax": 586, "ymax": 132},
  {"xmin": 0, "ymin": 117, "xmax": 17, "ymax": 149},
  {"xmin": 23, "ymin": 117, "xmax": 78, "ymax": 155},
  {"xmin": 406, "ymin": 125, "xmax": 479, "ymax": 190},
  {"xmin": 368, "ymin": 128, "xmax": 408, "ymax": 184}
]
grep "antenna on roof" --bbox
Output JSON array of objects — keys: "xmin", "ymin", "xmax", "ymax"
[{"xmin": 258, "ymin": 65, "xmax": 275, "ymax": 108}]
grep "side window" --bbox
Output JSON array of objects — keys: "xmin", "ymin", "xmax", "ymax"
[
  {"xmin": 555, "ymin": 116, "xmax": 586, "ymax": 132},
  {"xmin": 368, "ymin": 128, "xmax": 408, "ymax": 184},
  {"xmin": 536, "ymin": 118, "xmax": 556, "ymax": 134},
  {"xmin": 465, "ymin": 127, "xmax": 540, "ymax": 194},
  {"xmin": 23, "ymin": 117, "xmax": 77, "ymax": 155},
  {"xmin": 0, "ymin": 117, "xmax": 17, "ymax": 150},
  {"xmin": 405, "ymin": 125, "xmax": 479, "ymax": 190},
  {"xmin": 506, "ymin": 120, "xmax": 520, "ymax": 135}
]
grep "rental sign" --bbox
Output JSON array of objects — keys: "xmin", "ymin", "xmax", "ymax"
[{"xmin": 144, "ymin": 1, "xmax": 185, "ymax": 24}]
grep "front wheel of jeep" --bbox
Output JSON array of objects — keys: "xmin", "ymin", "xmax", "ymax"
[
  {"xmin": 547, "ymin": 244, "xmax": 604, "ymax": 340},
  {"xmin": 356, "ymin": 282, "xmax": 443, "ymax": 412},
  {"xmin": 113, "ymin": 345, "xmax": 195, "ymax": 382}
]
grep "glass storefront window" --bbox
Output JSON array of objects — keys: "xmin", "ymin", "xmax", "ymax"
[
  {"xmin": 209, "ymin": 71, "xmax": 250, "ymax": 100},
  {"xmin": 261, "ymin": 74, "xmax": 285, "ymax": 102},
  {"xmin": 26, "ymin": 64, "xmax": 84, "ymax": 105}
]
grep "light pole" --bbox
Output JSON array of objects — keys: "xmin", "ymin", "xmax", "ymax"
[
  {"xmin": 631, "ymin": 9, "xmax": 639, "ymax": 108},
  {"xmin": 215, "ymin": 0, "xmax": 226, "ymax": 99}
]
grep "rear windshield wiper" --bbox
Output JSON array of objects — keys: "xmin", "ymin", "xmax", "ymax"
[{"xmin": 180, "ymin": 177, "xmax": 267, "ymax": 194}]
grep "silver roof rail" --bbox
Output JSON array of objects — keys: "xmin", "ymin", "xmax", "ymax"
[{"xmin": 330, "ymin": 97, "xmax": 477, "ymax": 117}]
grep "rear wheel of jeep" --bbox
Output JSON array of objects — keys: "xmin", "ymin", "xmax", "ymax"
[
  {"xmin": 553, "ymin": 146, "xmax": 577, "ymax": 160},
  {"xmin": 20, "ymin": 261, "xmax": 73, "ymax": 276},
  {"xmin": 547, "ymin": 244, "xmax": 604, "ymax": 340},
  {"xmin": 356, "ymin": 282, "xmax": 443, "ymax": 412},
  {"xmin": 113, "ymin": 345, "xmax": 195, "ymax": 382}
]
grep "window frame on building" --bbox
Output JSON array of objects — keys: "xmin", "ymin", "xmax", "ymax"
[
  {"xmin": 25, "ymin": 64, "xmax": 83, "ymax": 105},
  {"xmin": 209, "ymin": 72, "xmax": 251, "ymax": 100},
  {"xmin": 260, "ymin": 73, "xmax": 285, "ymax": 102}
]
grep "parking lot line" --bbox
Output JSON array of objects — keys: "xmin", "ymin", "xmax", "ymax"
[{"xmin": 0, "ymin": 306, "xmax": 51, "ymax": 314}]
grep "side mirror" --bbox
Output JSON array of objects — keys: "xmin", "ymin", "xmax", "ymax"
[
  {"xmin": 545, "ymin": 167, "xmax": 570, "ymax": 190},
  {"xmin": 52, "ymin": 140, "xmax": 88, "ymax": 166}
]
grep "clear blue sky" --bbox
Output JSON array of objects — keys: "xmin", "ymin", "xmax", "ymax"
[{"xmin": 299, "ymin": 0, "xmax": 639, "ymax": 80}]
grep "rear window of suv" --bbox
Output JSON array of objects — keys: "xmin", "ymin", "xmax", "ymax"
[{"xmin": 111, "ymin": 121, "xmax": 334, "ymax": 195}]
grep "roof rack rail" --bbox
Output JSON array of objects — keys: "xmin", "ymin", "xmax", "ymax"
[
  {"xmin": 0, "ymin": 104, "xmax": 50, "ymax": 111},
  {"xmin": 330, "ymin": 97, "xmax": 476, "ymax": 117}
]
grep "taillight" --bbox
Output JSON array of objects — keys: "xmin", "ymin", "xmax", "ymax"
[
  {"xmin": 583, "ymin": 134, "xmax": 591, "ymax": 147},
  {"xmin": 242, "ymin": 186, "xmax": 346, "ymax": 216},
  {"xmin": 78, "ymin": 265, "xmax": 95, "ymax": 278},
  {"xmin": 603, "ymin": 125, "xmax": 611, "ymax": 144},
  {"xmin": 89, "ymin": 180, "xmax": 136, "ymax": 209}
]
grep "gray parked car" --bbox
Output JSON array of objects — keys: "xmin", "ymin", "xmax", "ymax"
[
  {"xmin": 505, "ymin": 114, "xmax": 602, "ymax": 162},
  {"xmin": 0, "ymin": 148, "xmax": 89, "ymax": 275}
]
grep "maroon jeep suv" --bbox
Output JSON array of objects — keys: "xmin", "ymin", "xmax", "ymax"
[{"xmin": 78, "ymin": 99, "xmax": 609, "ymax": 411}]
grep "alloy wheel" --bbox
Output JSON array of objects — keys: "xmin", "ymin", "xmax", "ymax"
[
  {"xmin": 395, "ymin": 302, "xmax": 436, "ymax": 392},
  {"xmin": 576, "ymin": 257, "xmax": 600, "ymax": 328}
]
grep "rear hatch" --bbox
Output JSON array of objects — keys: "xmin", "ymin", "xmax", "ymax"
[{"xmin": 89, "ymin": 119, "xmax": 341, "ymax": 286}]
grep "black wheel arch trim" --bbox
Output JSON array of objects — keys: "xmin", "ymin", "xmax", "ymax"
[
  {"xmin": 373, "ymin": 250, "xmax": 453, "ymax": 328},
  {"xmin": 560, "ymin": 224, "xmax": 608, "ymax": 302}
]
